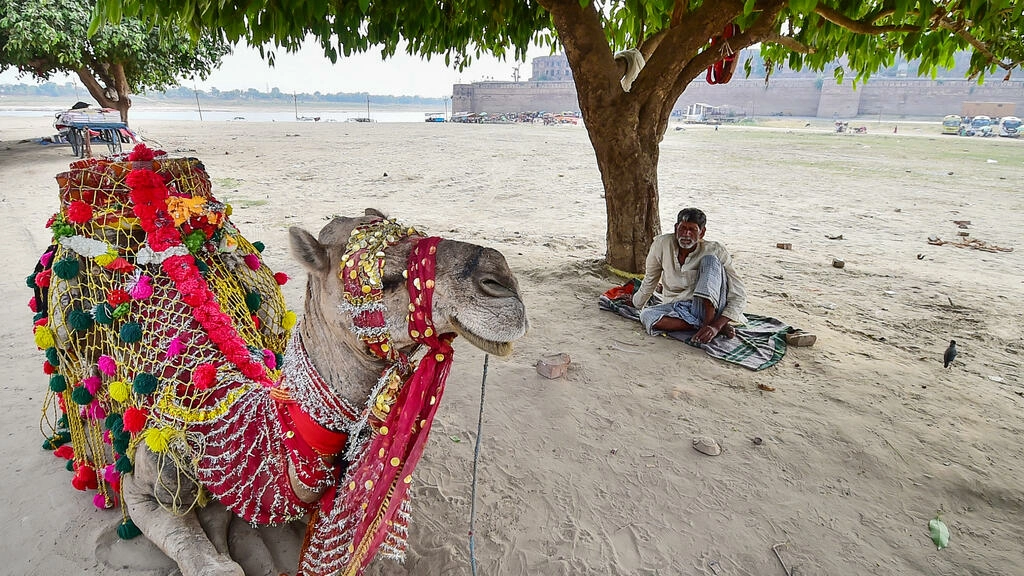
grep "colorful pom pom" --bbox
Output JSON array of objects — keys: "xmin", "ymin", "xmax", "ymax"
[
  {"xmin": 67, "ymin": 309, "xmax": 94, "ymax": 331},
  {"xmin": 93, "ymin": 303, "xmax": 114, "ymax": 324},
  {"xmin": 112, "ymin": 302, "xmax": 131, "ymax": 319},
  {"xmin": 120, "ymin": 322, "xmax": 143, "ymax": 343},
  {"xmin": 66, "ymin": 201, "xmax": 94, "ymax": 224},
  {"xmin": 53, "ymin": 445, "xmax": 74, "ymax": 460},
  {"xmin": 132, "ymin": 372, "xmax": 158, "ymax": 395},
  {"xmin": 251, "ymin": 314, "xmax": 261, "ymax": 330},
  {"xmin": 94, "ymin": 252, "xmax": 116, "ymax": 267},
  {"xmin": 82, "ymin": 375, "xmax": 102, "ymax": 394},
  {"xmin": 33, "ymin": 311, "xmax": 48, "ymax": 323},
  {"xmin": 117, "ymin": 518, "xmax": 142, "ymax": 540},
  {"xmin": 195, "ymin": 259, "xmax": 209, "ymax": 274},
  {"xmin": 274, "ymin": 352, "xmax": 283, "ymax": 367},
  {"xmin": 252, "ymin": 241, "xmax": 265, "ymax": 253},
  {"xmin": 122, "ymin": 406, "xmax": 148, "ymax": 433},
  {"xmin": 49, "ymin": 374, "xmax": 67, "ymax": 393},
  {"xmin": 71, "ymin": 464, "xmax": 98, "ymax": 491},
  {"xmin": 108, "ymin": 289, "xmax": 130, "ymax": 307},
  {"xmin": 243, "ymin": 254, "xmax": 261, "ymax": 271},
  {"xmin": 39, "ymin": 250, "xmax": 54, "ymax": 268},
  {"xmin": 43, "ymin": 360, "xmax": 56, "ymax": 375},
  {"xmin": 28, "ymin": 296, "xmax": 39, "ymax": 313},
  {"xmin": 244, "ymin": 291, "xmax": 262, "ymax": 312},
  {"xmin": 108, "ymin": 380, "xmax": 130, "ymax": 403},
  {"xmin": 26, "ymin": 273, "xmax": 38, "ymax": 289},
  {"xmin": 65, "ymin": 459, "xmax": 75, "ymax": 471},
  {"xmin": 114, "ymin": 454, "xmax": 134, "ymax": 474},
  {"xmin": 105, "ymin": 413, "xmax": 124, "ymax": 433},
  {"xmin": 166, "ymin": 337, "xmax": 185, "ymax": 358},
  {"xmin": 112, "ymin": 435, "xmax": 130, "ymax": 455},
  {"xmin": 274, "ymin": 272, "xmax": 289, "ymax": 285},
  {"xmin": 144, "ymin": 428, "xmax": 170, "ymax": 452},
  {"xmin": 282, "ymin": 310, "xmax": 297, "ymax": 330},
  {"xmin": 93, "ymin": 493, "xmax": 115, "ymax": 510},
  {"xmin": 45, "ymin": 347, "xmax": 60, "ymax": 366},
  {"xmin": 52, "ymin": 258, "xmax": 80, "ymax": 280},
  {"xmin": 192, "ymin": 364, "xmax": 217, "ymax": 390},
  {"xmin": 103, "ymin": 464, "xmax": 119, "ymax": 484},
  {"xmin": 98, "ymin": 355, "xmax": 116, "ymax": 376},
  {"xmin": 71, "ymin": 386, "xmax": 94, "ymax": 405},
  {"xmin": 129, "ymin": 275, "xmax": 153, "ymax": 300},
  {"xmin": 262, "ymin": 349, "xmax": 277, "ymax": 370}
]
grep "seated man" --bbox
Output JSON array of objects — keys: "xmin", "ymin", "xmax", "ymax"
[{"xmin": 632, "ymin": 208, "xmax": 747, "ymax": 344}]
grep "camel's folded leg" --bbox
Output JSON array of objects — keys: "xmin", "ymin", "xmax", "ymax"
[{"xmin": 121, "ymin": 446, "xmax": 244, "ymax": 576}]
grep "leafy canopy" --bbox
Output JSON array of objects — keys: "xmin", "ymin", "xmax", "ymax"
[
  {"xmin": 1, "ymin": 0, "xmax": 229, "ymax": 93},
  {"xmin": 93, "ymin": 0, "xmax": 1023, "ymax": 84}
]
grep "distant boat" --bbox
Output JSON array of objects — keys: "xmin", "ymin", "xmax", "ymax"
[
  {"xmin": 424, "ymin": 112, "xmax": 446, "ymax": 123},
  {"xmin": 347, "ymin": 117, "xmax": 374, "ymax": 123}
]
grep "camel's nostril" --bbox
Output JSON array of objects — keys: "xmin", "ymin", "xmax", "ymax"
[{"xmin": 479, "ymin": 277, "xmax": 517, "ymax": 298}]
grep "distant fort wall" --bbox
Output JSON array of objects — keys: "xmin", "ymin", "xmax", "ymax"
[{"xmin": 453, "ymin": 78, "xmax": 1024, "ymax": 118}]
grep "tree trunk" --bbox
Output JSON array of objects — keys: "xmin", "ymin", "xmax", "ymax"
[
  {"xmin": 75, "ymin": 64, "xmax": 132, "ymax": 124},
  {"xmin": 585, "ymin": 113, "xmax": 663, "ymax": 274}
]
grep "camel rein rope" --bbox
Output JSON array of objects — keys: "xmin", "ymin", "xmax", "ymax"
[{"xmin": 468, "ymin": 353, "xmax": 489, "ymax": 576}]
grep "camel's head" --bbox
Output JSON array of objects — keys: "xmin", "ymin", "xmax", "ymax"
[{"xmin": 289, "ymin": 210, "xmax": 527, "ymax": 358}]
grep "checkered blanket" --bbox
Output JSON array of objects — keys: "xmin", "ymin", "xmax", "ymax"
[{"xmin": 599, "ymin": 281, "xmax": 790, "ymax": 371}]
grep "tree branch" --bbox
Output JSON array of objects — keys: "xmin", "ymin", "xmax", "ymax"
[
  {"xmin": 814, "ymin": 5, "xmax": 919, "ymax": 34},
  {"xmin": 537, "ymin": 0, "xmax": 624, "ymax": 111},
  {"xmin": 937, "ymin": 19, "xmax": 1015, "ymax": 71},
  {"xmin": 75, "ymin": 68, "xmax": 116, "ymax": 109},
  {"xmin": 761, "ymin": 33, "xmax": 815, "ymax": 54}
]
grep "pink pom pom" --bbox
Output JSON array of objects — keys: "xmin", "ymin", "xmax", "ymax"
[
  {"xmin": 129, "ymin": 275, "xmax": 154, "ymax": 300},
  {"xmin": 28, "ymin": 297, "xmax": 39, "ymax": 312},
  {"xmin": 244, "ymin": 254, "xmax": 261, "ymax": 271},
  {"xmin": 103, "ymin": 464, "xmax": 119, "ymax": 484},
  {"xmin": 86, "ymin": 403, "xmax": 106, "ymax": 421},
  {"xmin": 93, "ymin": 493, "xmax": 114, "ymax": 510},
  {"xmin": 39, "ymin": 251, "xmax": 54, "ymax": 268},
  {"xmin": 166, "ymin": 336, "xmax": 185, "ymax": 358},
  {"xmin": 82, "ymin": 375, "xmax": 102, "ymax": 394},
  {"xmin": 103, "ymin": 429, "xmax": 112, "ymax": 444},
  {"xmin": 98, "ymin": 355, "xmax": 116, "ymax": 376},
  {"xmin": 262, "ymin": 349, "xmax": 277, "ymax": 370},
  {"xmin": 274, "ymin": 272, "xmax": 289, "ymax": 285}
]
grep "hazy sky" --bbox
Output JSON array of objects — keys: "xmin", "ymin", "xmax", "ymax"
[{"xmin": 0, "ymin": 41, "xmax": 553, "ymax": 98}]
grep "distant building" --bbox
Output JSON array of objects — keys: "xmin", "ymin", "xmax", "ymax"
[
  {"xmin": 453, "ymin": 52, "xmax": 1024, "ymax": 118},
  {"xmin": 531, "ymin": 55, "xmax": 573, "ymax": 82}
]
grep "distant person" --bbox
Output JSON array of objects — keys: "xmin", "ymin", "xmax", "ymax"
[{"xmin": 632, "ymin": 208, "xmax": 747, "ymax": 344}]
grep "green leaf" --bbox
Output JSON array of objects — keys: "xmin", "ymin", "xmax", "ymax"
[
  {"xmin": 929, "ymin": 515, "xmax": 950, "ymax": 550},
  {"xmin": 743, "ymin": 0, "xmax": 757, "ymax": 16}
]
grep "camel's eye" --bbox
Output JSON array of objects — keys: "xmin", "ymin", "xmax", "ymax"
[{"xmin": 381, "ymin": 273, "xmax": 404, "ymax": 291}]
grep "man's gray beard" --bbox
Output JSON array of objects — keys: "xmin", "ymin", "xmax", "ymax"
[{"xmin": 677, "ymin": 239, "xmax": 697, "ymax": 249}]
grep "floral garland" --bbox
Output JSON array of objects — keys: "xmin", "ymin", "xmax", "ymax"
[{"xmin": 125, "ymin": 144, "xmax": 273, "ymax": 386}]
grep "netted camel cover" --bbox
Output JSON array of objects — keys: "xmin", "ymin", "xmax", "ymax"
[{"xmin": 29, "ymin": 148, "xmax": 298, "ymax": 526}]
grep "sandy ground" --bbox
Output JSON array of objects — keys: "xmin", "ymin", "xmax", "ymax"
[{"xmin": 1, "ymin": 115, "xmax": 1023, "ymax": 576}]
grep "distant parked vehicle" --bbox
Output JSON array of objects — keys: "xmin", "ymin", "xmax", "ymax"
[
  {"xmin": 971, "ymin": 115, "xmax": 993, "ymax": 132},
  {"xmin": 998, "ymin": 116, "xmax": 1021, "ymax": 138},
  {"xmin": 941, "ymin": 114, "xmax": 961, "ymax": 134},
  {"xmin": 424, "ymin": 112, "xmax": 446, "ymax": 123}
]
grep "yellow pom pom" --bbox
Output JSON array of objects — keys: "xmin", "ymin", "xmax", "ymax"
[
  {"xmin": 94, "ymin": 253, "xmax": 115, "ymax": 267},
  {"xmin": 144, "ymin": 428, "xmax": 168, "ymax": 452},
  {"xmin": 282, "ymin": 311, "xmax": 297, "ymax": 330},
  {"xmin": 109, "ymin": 380, "xmax": 130, "ymax": 403},
  {"xmin": 34, "ymin": 326, "xmax": 55, "ymax": 350},
  {"xmin": 225, "ymin": 204, "xmax": 233, "ymax": 216}
]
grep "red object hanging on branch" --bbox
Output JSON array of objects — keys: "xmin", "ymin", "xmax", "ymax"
[{"xmin": 706, "ymin": 23, "xmax": 742, "ymax": 85}]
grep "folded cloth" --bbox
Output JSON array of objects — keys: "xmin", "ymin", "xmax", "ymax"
[{"xmin": 599, "ymin": 281, "xmax": 791, "ymax": 371}]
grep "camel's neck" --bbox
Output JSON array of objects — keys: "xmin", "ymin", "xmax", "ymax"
[{"xmin": 295, "ymin": 310, "xmax": 387, "ymax": 407}]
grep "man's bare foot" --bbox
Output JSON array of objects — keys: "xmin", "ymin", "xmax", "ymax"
[{"xmin": 722, "ymin": 324, "xmax": 736, "ymax": 338}]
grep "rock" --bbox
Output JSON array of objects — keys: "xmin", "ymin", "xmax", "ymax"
[
  {"xmin": 776, "ymin": 242, "xmax": 792, "ymax": 250},
  {"xmin": 832, "ymin": 258, "xmax": 845, "ymax": 269},
  {"xmin": 536, "ymin": 353, "xmax": 571, "ymax": 379},
  {"xmin": 957, "ymin": 231, "xmax": 970, "ymax": 237},
  {"xmin": 692, "ymin": 436, "xmax": 721, "ymax": 456}
]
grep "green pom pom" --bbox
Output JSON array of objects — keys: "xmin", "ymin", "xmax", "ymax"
[
  {"xmin": 120, "ymin": 322, "xmax": 143, "ymax": 343},
  {"xmin": 112, "ymin": 302, "xmax": 130, "ymax": 319},
  {"xmin": 184, "ymin": 230, "xmax": 206, "ymax": 254},
  {"xmin": 112, "ymin": 436, "xmax": 130, "ymax": 455},
  {"xmin": 45, "ymin": 347, "xmax": 60, "ymax": 366},
  {"xmin": 33, "ymin": 311, "xmax": 47, "ymax": 322},
  {"xmin": 252, "ymin": 241, "xmax": 265, "ymax": 253},
  {"xmin": 244, "ymin": 291, "xmax": 262, "ymax": 312},
  {"xmin": 57, "ymin": 414, "xmax": 68, "ymax": 429},
  {"xmin": 65, "ymin": 459, "xmax": 75, "ymax": 472},
  {"xmin": 94, "ymin": 303, "xmax": 114, "ymax": 324},
  {"xmin": 52, "ymin": 258, "xmax": 80, "ymax": 280},
  {"xmin": 115, "ymin": 454, "xmax": 134, "ymax": 474},
  {"xmin": 112, "ymin": 426, "xmax": 131, "ymax": 442},
  {"xmin": 132, "ymin": 372, "xmax": 158, "ymax": 395},
  {"xmin": 274, "ymin": 352, "xmax": 283, "ymax": 367},
  {"xmin": 104, "ymin": 413, "xmax": 123, "ymax": 432},
  {"xmin": 71, "ymin": 386, "xmax": 94, "ymax": 405},
  {"xmin": 68, "ymin": 309, "xmax": 94, "ymax": 331},
  {"xmin": 26, "ymin": 273, "xmax": 38, "ymax": 289},
  {"xmin": 42, "ymin": 431, "xmax": 70, "ymax": 450},
  {"xmin": 49, "ymin": 374, "xmax": 67, "ymax": 393},
  {"xmin": 195, "ymin": 259, "xmax": 209, "ymax": 274},
  {"xmin": 117, "ymin": 519, "xmax": 142, "ymax": 540}
]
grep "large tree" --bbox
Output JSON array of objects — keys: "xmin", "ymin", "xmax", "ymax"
[
  {"xmin": 95, "ymin": 0, "xmax": 1023, "ymax": 272},
  {"xmin": 0, "ymin": 0, "xmax": 229, "ymax": 123}
]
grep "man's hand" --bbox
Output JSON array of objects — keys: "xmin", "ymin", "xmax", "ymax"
[{"xmin": 693, "ymin": 324, "xmax": 720, "ymax": 344}]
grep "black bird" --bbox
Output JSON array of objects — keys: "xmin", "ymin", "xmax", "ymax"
[{"xmin": 943, "ymin": 340, "xmax": 958, "ymax": 368}]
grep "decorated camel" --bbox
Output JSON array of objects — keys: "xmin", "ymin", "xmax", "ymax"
[{"xmin": 28, "ymin": 144, "xmax": 528, "ymax": 576}]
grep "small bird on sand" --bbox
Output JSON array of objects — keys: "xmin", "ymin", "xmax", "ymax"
[{"xmin": 943, "ymin": 340, "xmax": 958, "ymax": 368}]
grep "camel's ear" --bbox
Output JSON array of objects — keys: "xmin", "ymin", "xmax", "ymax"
[
  {"xmin": 364, "ymin": 208, "xmax": 387, "ymax": 218},
  {"xmin": 289, "ymin": 227, "xmax": 330, "ymax": 274}
]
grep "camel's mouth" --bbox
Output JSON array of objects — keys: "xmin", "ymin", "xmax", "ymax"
[{"xmin": 450, "ymin": 316, "xmax": 515, "ymax": 357}]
